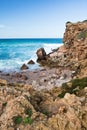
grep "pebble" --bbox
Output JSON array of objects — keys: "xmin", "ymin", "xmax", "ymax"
[{"xmin": 60, "ymin": 76, "xmax": 65, "ymax": 80}]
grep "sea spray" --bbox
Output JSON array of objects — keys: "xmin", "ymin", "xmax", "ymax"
[{"xmin": 0, "ymin": 38, "xmax": 63, "ymax": 72}]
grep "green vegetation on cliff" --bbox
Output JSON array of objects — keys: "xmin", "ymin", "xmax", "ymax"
[
  {"xmin": 58, "ymin": 77, "xmax": 87, "ymax": 98},
  {"xmin": 13, "ymin": 115, "xmax": 23, "ymax": 125},
  {"xmin": 83, "ymin": 20, "xmax": 87, "ymax": 22},
  {"xmin": 23, "ymin": 117, "xmax": 33, "ymax": 125},
  {"xmin": 77, "ymin": 30, "xmax": 87, "ymax": 39},
  {"xmin": 25, "ymin": 108, "xmax": 32, "ymax": 117}
]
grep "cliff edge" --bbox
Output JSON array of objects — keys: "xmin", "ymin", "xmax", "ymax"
[{"xmin": 38, "ymin": 20, "xmax": 87, "ymax": 78}]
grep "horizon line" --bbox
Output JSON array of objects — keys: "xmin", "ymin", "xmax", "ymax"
[{"xmin": 0, "ymin": 37, "xmax": 63, "ymax": 39}]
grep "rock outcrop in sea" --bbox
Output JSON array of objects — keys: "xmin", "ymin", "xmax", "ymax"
[
  {"xmin": 0, "ymin": 20, "xmax": 87, "ymax": 130},
  {"xmin": 36, "ymin": 48, "xmax": 47, "ymax": 62}
]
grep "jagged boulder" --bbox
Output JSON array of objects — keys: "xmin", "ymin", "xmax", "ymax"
[{"xmin": 36, "ymin": 48, "xmax": 46, "ymax": 62}]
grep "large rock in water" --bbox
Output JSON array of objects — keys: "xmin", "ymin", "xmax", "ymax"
[{"xmin": 36, "ymin": 48, "xmax": 46, "ymax": 62}]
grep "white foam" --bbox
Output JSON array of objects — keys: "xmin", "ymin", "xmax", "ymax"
[
  {"xmin": 0, "ymin": 42, "xmax": 63, "ymax": 72},
  {"xmin": 43, "ymin": 43, "xmax": 63, "ymax": 54},
  {"xmin": 0, "ymin": 59, "xmax": 25, "ymax": 72}
]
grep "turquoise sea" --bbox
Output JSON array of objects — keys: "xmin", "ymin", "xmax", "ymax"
[{"xmin": 0, "ymin": 38, "xmax": 63, "ymax": 72}]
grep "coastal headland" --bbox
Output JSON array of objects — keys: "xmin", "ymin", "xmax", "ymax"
[{"xmin": 0, "ymin": 20, "xmax": 87, "ymax": 130}]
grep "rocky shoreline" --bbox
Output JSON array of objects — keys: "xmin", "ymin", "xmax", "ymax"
[
  {"xmin": 0, "ymin": 20, "xmax": 87, "ymax": 130},
  {"xmin": 0, "ymin": 74, "xmax": 87, "ymax": 130},
  {"xmin": 0, "ymin": 67, "xmax": 72, "ymax": 90}
]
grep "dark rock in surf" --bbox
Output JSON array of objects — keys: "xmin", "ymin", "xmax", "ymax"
[
  {"xmin": 20, "ymin": 64, "xmax": 29, "ymax": 70},
  {"xmin": 27, "ymin": 60, "xmax": 35, "ymax": 64}
]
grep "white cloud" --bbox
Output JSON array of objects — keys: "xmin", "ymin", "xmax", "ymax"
[{"xmin": 0, "ymin": 24, "xmax": 5, "ymax": 28}]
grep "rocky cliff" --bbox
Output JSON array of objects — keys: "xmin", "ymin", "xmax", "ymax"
[
  {"xmin": 63, "ymin": 20, "xmax": 87, "ymax": 49},
  {"xmin": 38, "ymin": 20, "xmax": 87, "ymax": 78},
  {"xmin": 63, "ymin": 21, "xmax": 87, "ymax": 77}
]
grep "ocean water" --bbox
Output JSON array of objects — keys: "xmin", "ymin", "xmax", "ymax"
[{"xmin": 0, "ymin": 38, "xmax": 63, "ymax": 72}]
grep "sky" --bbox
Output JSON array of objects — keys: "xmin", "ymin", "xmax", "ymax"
[{"xmin": 0, "ymin": 0, "xmax": 87, "ymax": 38}]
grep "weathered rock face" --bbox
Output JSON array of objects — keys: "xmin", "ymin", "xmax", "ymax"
[
  {"xmin": 0, "ymin": 79, "xmax": 87, "ymax": 130},
  {"xmin": 63, "ymin": 21, "xmax": 87, "ymax": 59},
  {"xmin": 63, "ymin": 21, "xmax": 87, "ymax": 61},
  {"xmin": 63, "ymin": 21, "xmax": 87, "ymax": 53},
  {"xmin": 62, "ymin": 21, "xmax": 87, "ymax": 76},
  {"xmin": 42, "ymin": 20, "xmax": 87, "ymax": 77},
  {"xmin": 36, "ymin": 48, "xmax": 46, "ymax": 61},
  {"xmin": 63, "ymin": 21, "xmax": 87, "ymax": 49}
]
